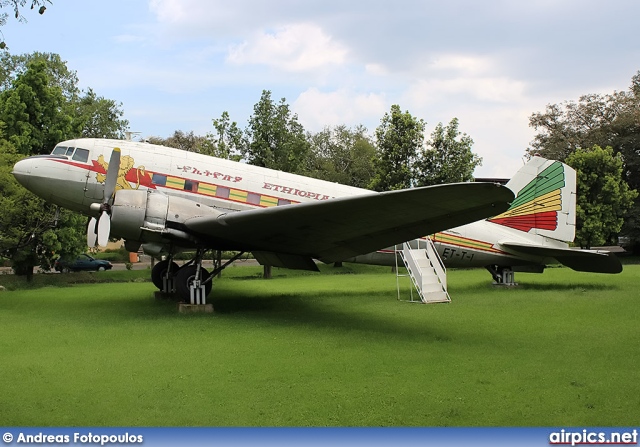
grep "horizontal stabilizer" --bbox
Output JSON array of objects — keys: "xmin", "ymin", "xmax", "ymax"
[{"xmin": 499, "ymin": 241, "xmax": 622, "ymax": 274}]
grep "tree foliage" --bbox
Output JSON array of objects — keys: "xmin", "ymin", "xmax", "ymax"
[
  {"xmin": 370, "ymin": 104, "xmax": 425, "ymax": 191},
  {"xmin": 74, "ymin": 88, "xmax": 128, "ymax": 139},
  {"xmin": 528, "ymin": 71, "xmax": 640, "ymax": 249},
  {"xmin": 209, "ymin": 110, "xmax": 243, "ymax": 160},
  {"xmin": 147, "ymin": 130, "xmax": 210, "ymax": 153},
  {"xmin": 0, "ymin": 59, "xmax": 72, "ymax": 154},
  {"xmin": 0, "ymin": 139, "xmax": 85, "ymax": 279},
  {"xmin": 565, "ymin": 146, "xmax": 637, "ymax": 249},
  {"xmin": 304, "ymin": 124, "xmax": 376, "ymax": 188},
  {"xmin": 0, "ymin": 52, "xmax": 128, "ymax": 277},
  {"xmin": 0, "ymin": 51, "xmax": 78, "ymax": 98},
  {"xmin": 243, "ymin": 90, "xmax": 310, "ymax": 174},
  {"xmin": 414, "ymin": 117, "xmax": 482, "ymax": 186}
]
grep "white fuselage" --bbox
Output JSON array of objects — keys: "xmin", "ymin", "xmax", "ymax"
[{"xmin": 13, "ymin": 138, "xmax": 565, "ymax": 269}]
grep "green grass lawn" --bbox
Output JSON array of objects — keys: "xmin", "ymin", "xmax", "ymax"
[{"xmin": 0, "ymin": 264, "xmax": 638, "ymax": 426}]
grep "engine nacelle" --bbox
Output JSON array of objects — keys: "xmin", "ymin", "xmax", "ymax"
[{"xmin": 110, "ymin": 190, "xmax": 222, "ymax": 244}]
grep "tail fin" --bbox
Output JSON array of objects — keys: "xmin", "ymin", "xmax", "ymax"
[{"xmin": 489, "ymin": 156, "xmax": 576, "ymax": 243}]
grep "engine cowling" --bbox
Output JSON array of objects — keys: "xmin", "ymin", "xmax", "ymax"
[{"xmin": 110, "ymin": 190, "xmax": 222, "ymax": 244}]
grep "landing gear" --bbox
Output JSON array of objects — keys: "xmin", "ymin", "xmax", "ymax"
[
  {"xmin": 152, "ymin": 259, "xmax": 179, "ymax": 294},
  {"xmin": 486, "ymin": 265, "xmax": 517, "ymax": 286},
  {"xmin": 175, "ymin": 264, "xmax": 212, "ymax": 304},
  {"xmin": 151, "ymin": 250, "xmax": 247, "ymax": 305}
]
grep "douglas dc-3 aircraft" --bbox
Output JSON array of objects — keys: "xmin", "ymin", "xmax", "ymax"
[{"xmin": 12, "ymin": 138, "xmax": 621, "ymax": 303}]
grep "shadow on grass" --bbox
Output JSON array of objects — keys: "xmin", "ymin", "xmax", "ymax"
[
  {"xmin": 515, "ymin": 283, "xmax": 620, "ymax": 292},
  {"xmin": 204, "ymin": 288, "xmax": 475, "ymax": 344},
  {"xmin": 451, "ymin": 281, "xmax": 619, "ymax": 293}
]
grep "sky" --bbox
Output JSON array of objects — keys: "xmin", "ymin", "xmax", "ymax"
[{"xmin": 2, "ymin": 0, "xmax": 639, "ymax": 177}]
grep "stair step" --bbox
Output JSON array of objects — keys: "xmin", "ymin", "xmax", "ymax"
[
  {"xmin": 400, "ymin": 242, "xmax": 450, "ymax": 304},
  {"xmin": 422, "ymin": 291, "xmax": 450, "ymax": 303},
  {"xmin": 421, "ymin": 282, "xmax": 444, "ymax": 293}
]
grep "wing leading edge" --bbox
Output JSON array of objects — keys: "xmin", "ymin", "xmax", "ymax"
[{"xmin": 183, "ymin": 182, "xmax": 514, "ymax": 266}]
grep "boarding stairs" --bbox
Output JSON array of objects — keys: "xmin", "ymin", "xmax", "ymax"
[{"xmin": 396, "ymin": 238, "xmax": 450, "ymax": 303}]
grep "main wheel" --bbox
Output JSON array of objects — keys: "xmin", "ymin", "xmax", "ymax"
[
  {"xmin": 151, "ymin": 260, "xmax": 179, "ymax": 290},
  {"xmin": 175, "ymin": 265, "xmax": 212, "ymax": 303}
]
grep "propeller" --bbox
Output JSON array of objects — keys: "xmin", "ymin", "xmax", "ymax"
[
  {"xmin": 87, "ymin": 148, "xmax": 121, "ymax": 247},
  {"xmin": 87, "ymin": 217, "xmax": 98, "ymax": 248}
]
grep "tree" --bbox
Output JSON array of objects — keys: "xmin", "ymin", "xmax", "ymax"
[
  {"xmin": 147, "ymin": 130, "xmax": 207, "ymax": 152},
  {"xmin": 0, "ymin": 53, "xmax": 127, "ymax": 140},
  {"xmin": 0, "ymin": 138, "xmax": 85, "ymax": 280},
  {"xmin": 0, "ymin": 52, "xmax": 128, "ymax": 277},
  {"xmin": 208, "ymin": 110, "xmax": 243, "ymax": 160},
  {"xmin": 0, "ymin": 59, "xmax": 72, "ymax": 154},
  {"xmin": 414, "ymin": 117, "xmax": 482, "ymax": 186},
  {"xmin": 370, "ymin": 104, "xmax": 425, "ymax": 191},
  {"xmin": 74, "ymin": 88, "xmax": 128, "ymax": 139},
  {"xmin": 528, "ymin": 93, "xmax": 627, "ymax": 162},
  {"xmin": 243, "ymin": 90, "xmax": 310, "ymax": 174},
  {"xmin": 0, "ymin": 51, "xmax": 78, "ymax": 98},
  {"xmin": 305, "ymin": 124, "xmax": 376, "ymax": 189},
  {"xmin": 565, "ymin": 146, "xmax": 637, "ymax": 249},
  {"xmin": 528, "ymin": 71, "xmax": 640, "ymax": 251}
]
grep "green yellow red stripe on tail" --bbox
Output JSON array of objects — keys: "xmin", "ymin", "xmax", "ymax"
[{"xmin": 489, "ymin": 161, "xmax": 565, "ymax": 232}]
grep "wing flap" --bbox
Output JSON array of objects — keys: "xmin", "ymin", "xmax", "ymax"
[
  {"xmin": 499, "ymin": 241, "xmax": 622, "ymax": 274},
  {"xmin": 184, "ymin": 182, "xmax": 514, "ymax": 262}
]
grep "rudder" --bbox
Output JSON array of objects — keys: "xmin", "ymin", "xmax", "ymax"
[{"xmin": 489, "ymin": 157, "xmax": 576, "ymax": 243}]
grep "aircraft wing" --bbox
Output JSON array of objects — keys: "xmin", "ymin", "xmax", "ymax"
[
  {"xmin": 183, "ymin": 182, "xmax": 514, "ymax": 268},
  {"xmin": 499, "ymin": 241, "xmax": 623, "ymax": 274}
]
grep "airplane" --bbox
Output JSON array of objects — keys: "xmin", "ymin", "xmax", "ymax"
[{"xmin": 11, "ymin": 138, "xmax": 622, "ymax": 304}]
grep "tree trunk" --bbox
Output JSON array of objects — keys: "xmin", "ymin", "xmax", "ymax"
[
  {"xmin": 215, "ymin": 250, "xmax": 222, "ymax": 278},
  {"xmin": 14, "ymin": 263, "xmax": 34, "ymax": 282},
  {"xmin": 263, "ymin": 264, "xmax": 272, "ymax": 279}
]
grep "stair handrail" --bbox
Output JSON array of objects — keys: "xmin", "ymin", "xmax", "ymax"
[{"xmin": 424, "ymin": 236, "xmax": 447, "ymax": 290}]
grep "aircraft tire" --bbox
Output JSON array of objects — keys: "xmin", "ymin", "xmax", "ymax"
[
  {"xmin": 151, "ymin": 260, "xmax": 179, "ymax": 290},
  {"xmin": 175, "ymin": 265, "xmax": 212, "ymax": 302}
]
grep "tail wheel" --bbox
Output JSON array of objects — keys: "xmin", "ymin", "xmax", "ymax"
[
  {"xmin": 175, "ymin": 265, "xmax": 212, "ymax": 302},
  {"xmin": 151, "ymin": 260, "xmax": 179, "ymax": 290}
]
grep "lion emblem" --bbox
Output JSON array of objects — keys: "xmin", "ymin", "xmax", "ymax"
[{"xmin": 95, "ymin": 154, "xmax": 146, "ymax": 190}]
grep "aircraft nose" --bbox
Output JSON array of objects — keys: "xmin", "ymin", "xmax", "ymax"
[{"xmin": 12, "ymin": 157, "xmax": 34, "ymax": 188}]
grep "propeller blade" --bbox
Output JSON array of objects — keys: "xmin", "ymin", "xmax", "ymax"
[
  {"xmin": 104, "ymin": 147, "xmax": 121, "ymax": 205},
  {"xmin": 87, "ymin": 217, "xmax": 97, "ymax": 248},
  {"xmin": 97, "ymin": 211, "xmax": 111, "ymax": 247}
]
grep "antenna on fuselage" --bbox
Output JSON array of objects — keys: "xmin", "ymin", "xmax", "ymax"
[{"xmin": 125, "ymin": 131, "xmax": 142, "ymax": 141}]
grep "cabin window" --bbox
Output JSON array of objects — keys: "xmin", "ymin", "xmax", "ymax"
[
  {"xmin": 184, "ymin": 179, "xmax": 198, "ymax": 192},
  {"xmin": 72, "ymin": 148, "xmax": 89, "ymax": 163},
  {"xmin": 151, "ymin": 173, "xmax": 167, "ymax": 186},
  {"xmin": 216, "ymin": 186, "xmax": 230, "ymax": 199},
  {"xmin": 247, "ymin": 192, "xmax": 261, "ymax": 205},
  {"xmin": 52, "ymin": 146, "xmax": 68, "ymax": 155}
]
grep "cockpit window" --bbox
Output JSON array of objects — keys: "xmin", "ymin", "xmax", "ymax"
[
  {"xmin": 65, "ymin": 147, "xmax": 75, "ymax": 156},
  {"xmin": 72, "ymin": 148, "xmax": 89, "ymax": 163},
  {"xmin": 52, "ymin": 146, "xmax": 68, "ymax": 155}
]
